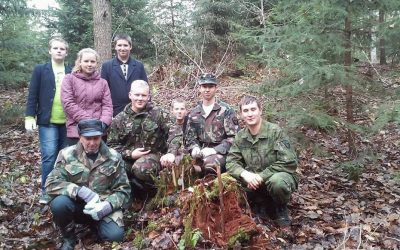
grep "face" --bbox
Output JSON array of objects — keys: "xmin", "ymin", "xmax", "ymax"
[
  {"xmin": 80, "ymin": 52, "xmax": 97, "ymax": 76},
  {"xmin": 199, "ymin": 84, "xmax": 217, "ymax": 101},
  {"xmin": 49, "ymin": 41, "xmax": 67, "ymax": 62},
  {"xmin": 241, "ymin": 101, "xmax": 262, "ymax": 127},
  {"xmin": 80, "ymin": 135, "xmax": 102, "ymax": 153},
  {"xmin": 129, "ymin": 86, "xmax": 149, "ymax": 112},
  {"xmin": 171, "ymin": 102, "xmax": 187, "ymax": 121},
  {"xmin": 115, "ymin": 39, "xmax": 132, "ymax": 60}
]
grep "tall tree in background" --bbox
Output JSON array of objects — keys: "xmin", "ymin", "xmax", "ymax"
[{"xmin": 92, "ymin": 0, "xmax": 112, "ymax": 63}]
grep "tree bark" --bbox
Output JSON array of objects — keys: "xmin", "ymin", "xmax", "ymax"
[
  {"xmin": 344, "ymin": 4, "xmax": 356, "ymax": 156},
  {"xmin": 92, "ymin": 0, "xmax": 112, "ymax": 64},
  {"xmin": 379, "ymin": 9, "xmax": 386, "ymax": 65}
]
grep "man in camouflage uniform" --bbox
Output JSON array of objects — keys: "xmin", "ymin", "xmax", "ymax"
[
  {"xmin": 46, "ymin": 119, "xmax": 130, "ymax": 250},
  {"xmin": 185, "ymin": 73, "xmax": 240, "ymax": 174},
  {"xmin": 160, "ymin": 98, "xmax": 188, "ymax": 167},
  {"xmin": 108, "ymin": 80, "xmax": 172, "ymax": 198},
  {"xmin": 226, "ymin": 96, "xmax": 298, "ymax": 226}
]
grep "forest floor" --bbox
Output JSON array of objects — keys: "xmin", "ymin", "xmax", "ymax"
[{"xmin": 0, "ymin": 67, "xmax": 399, "ymax": 249}]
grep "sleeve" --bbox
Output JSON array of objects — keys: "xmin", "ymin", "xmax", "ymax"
[
  {"xmin": 167, "ymin": 124, "xmax": 183, "ymax": 155},
  {"xmin": 139, "ymin": 63, "xmax": 148, "ymax": 82},
  {"xmin": 213, "ymin": 107, "xmax": 240, "ymax": 154},
  {"xmin": 184, "ymin": 115, "xmax": 201, "ymax": 152},
  {"xmin": 226, "ymin": 136, "xmax": 246, "ymax": 179},
  {"xmin": 61, "ymin": 74, "xmax": 91, "ymax": 121},
  {"xmin": 259, "ymin": 130, "xmax": 298, "ymax": 182},
  {"xmin": 107, "ymin": 114, "xmax": 134, "ymax": 160},
  {"xmin": 105, "ymin": 157, "xmax": 131, "ymax": 209},
  {"xmin": 99, "ymin": 80, "xmax": 113, "ymax": 126},
  {"xmin": 25, "ymin": 65, "xmax": 41, "ymax": 117},
  {"xmin": 45, "ymin": 150, "xmax": 80, "ymax": 199},
  {"xmin": 100, "ymin": 62, "xmax": 109, "ymax": 83}
]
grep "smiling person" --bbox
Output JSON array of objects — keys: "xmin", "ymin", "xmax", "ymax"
[
  {"xmin": 108, "ymin": 80, "xmax": 173, "ymax": 203},
  {"xmin": 226, "ymin": 95, "xmax": 298, "ymax": 227},
  {"xmin": 61, "ymin": 48, "xmax": 113, "ymax": 146},
  {"xmin": 25, "ymin": 37, "xmax": 71, "ymax": 204},
  {"xmin": 185, "ymin": 73, "xmax": 240, "ymax": 175},
  {"xmin": 101, "ymin": 34, "xmax": 148, "ymax": 117}
]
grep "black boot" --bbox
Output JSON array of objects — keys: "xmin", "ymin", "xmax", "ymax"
[
  {"xmin": 273, "ymin": 204, "xmax": 291, "ymax": 227},
  {"xmin": 60, "ymin": 222, "xmax": 77, "ymax": 250}
]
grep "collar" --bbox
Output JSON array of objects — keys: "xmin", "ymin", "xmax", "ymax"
[{"xmin": 116, "ymin": 57, "xmax": 131, "ymax": 65}]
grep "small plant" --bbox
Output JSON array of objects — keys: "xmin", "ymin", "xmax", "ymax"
[
  {"xmin": 178, "ymin": 228, "xmax": 202, "ymax": 250},
  {"xmin": 339, "ymin": 161, "xmax": 363, "ymax": 182},
  {"xmin": 228, "ymin": 228, "xmax": 251, "ymax": 247},
  {"xmin": 133, "ymin": 233, "xmax": 144, "ymax": 249}
]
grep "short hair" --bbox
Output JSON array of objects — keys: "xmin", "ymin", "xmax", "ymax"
[
  {"xmin": 48, "ymin": 37, "xmax": 69, "ymax": 51},
  {"xmin": 130, "ymin": 80, "xmax": 149, "ymax": 92},
  {"xmin": 72, "ymin": 48, "xmax": 100, "ymax": 73},
  {"xmin": 239, "ymin": 95, "xmax": 262, "ymax": 111},
  {"xmin": 113, "ymin": 34, "xmax": 132, "ymax": 46},
  {"xmin": 171, "ymin": 98, "xmax": 186, "ymax": 108}
]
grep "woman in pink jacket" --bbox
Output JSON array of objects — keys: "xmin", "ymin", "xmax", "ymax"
[{"xmin": 61, "ymin": 48, "xmax": 113, "ymax": 145}]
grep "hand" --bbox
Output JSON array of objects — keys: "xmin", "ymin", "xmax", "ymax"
[
  {"xmin": 83, "ymin": 200, "xmax": 112, "ymax": 221},
  {"xmin": 77, "ymin": 186, "xmax": 100, "ymax": 203},
  {"xmin": 131, "ymin": 148, "xmax": 151, "ymax": 160},
  {"xmin": 240, "ymin": 170, "xmax": 263, "ymax": 190},
  {"xmin": 25, "ymin": 117, "xmax": 37, "ymax": 131},
  {"xmin": 160, "ymin": 153, "xmax": 175, "ymax": 168},
  {"xmin": 191, "ymin": 146, "xmax": 202, "ymax": 158},
  {"xmin": 201, "ymin": 147, "xmax": 217, "ymax": 158}
]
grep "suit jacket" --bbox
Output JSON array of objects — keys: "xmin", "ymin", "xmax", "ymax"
[
  {"xmin": 101, "ymin": 57, "xmax": 148, "ymax": 117},
  {"xmin": 25, "ymin": 62, "xmax": 72, "ymax": 125}
]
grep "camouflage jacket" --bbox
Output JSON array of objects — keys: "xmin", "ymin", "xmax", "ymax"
[
  {"xmin": 167, "ymin": 117, "xmax": 188, "ymax": 155},
  {"xmin": 185, "ymin": 100, "xmax": 240, "ymax": 155},
  {"xmin": 108, "ymin": 103, "xmax": 173, "ymax": 161},
  {"xmin": 226, "ymin": 121, "xmax": 298, "ymax": 182},
  {"xmin": 45, "ymin": 141, "xmax": 130, "ymax": 226}
]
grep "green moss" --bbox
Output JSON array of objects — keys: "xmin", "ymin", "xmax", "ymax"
[
  {"xmin": 145, "ymin": 221, "xmax": 158, "ymax": 233},
  {"xmin": 227, "ymin": 228, "xmax": 251, "ymax": 247},
  {"xmin": 133, "ymin": 233, "xmax": 144, "ymax": 249}
]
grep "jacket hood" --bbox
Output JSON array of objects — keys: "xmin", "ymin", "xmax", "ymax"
[{"xmin": 72, "ymin": 71, "xmax": 101, "ymax": 81}]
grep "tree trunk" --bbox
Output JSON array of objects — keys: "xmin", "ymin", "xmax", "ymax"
[
  {"xmin": 379, "ymin": 9, "xmax": 386, "ymax": 65},
  {"xmin": 92, "ymin": 0, "xmax": 112, "ymax": 64},
  {"xmin": 344, "ymin": 5, "xmax": 356, "ymax": 156}
]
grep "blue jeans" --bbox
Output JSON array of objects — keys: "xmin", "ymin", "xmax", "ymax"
[
  {"xmin": 50, "ymin": 195, "xmax": 124, "ymax": 242},
  {"xmin": 39, "ymin": 124, "xmax": 67, "ymax": 193}
]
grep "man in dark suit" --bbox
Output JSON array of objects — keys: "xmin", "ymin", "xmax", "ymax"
[{"xmin": 101, "ymin": 34, "xmax": 148, "ymax": 117}]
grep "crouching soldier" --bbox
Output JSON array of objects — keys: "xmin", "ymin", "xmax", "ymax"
[
  {"xmin": 46, "ymin": 119, "xmax": 130, "ymax": 250},
  {"xmin": 226, "ymin": 96, "xmax": 298, "ymax": 226}
]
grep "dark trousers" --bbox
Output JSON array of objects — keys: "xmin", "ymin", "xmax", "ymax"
[{"xmin": 50, "ymin": 195, "xmax": 124, "ymax": 242}]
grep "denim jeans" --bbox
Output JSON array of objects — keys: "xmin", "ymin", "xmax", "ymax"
[
  {"xmin": 39, "ymin": 124, "xmax": 67, "ymax": 193},
  {"xmin": 50, "ymin": 195, "xmax": 124, "ymax": 242}
]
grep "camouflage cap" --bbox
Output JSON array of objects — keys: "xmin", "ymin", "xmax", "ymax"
[
  {"xmin": 78, "ymin": 119, "xmax": 103, "ymax": 137},
  {"xmin": 198, "ymin": 73, "xmax": 217, "ymax": 85}
]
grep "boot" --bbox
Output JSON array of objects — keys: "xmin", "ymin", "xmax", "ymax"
[
  {"xmin": 273, "ymin": 204, "xmax": 291, "ymax": 227},
  {"xmin": 60, "ymin": 222, "xmax": 77, "ymax": 250}
]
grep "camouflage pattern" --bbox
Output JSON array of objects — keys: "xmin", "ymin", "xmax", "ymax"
[
  {"xmin": 45, "ymin": 141, "xmax": 130, "ymax": 227},
  {"xmin": 167, "ymin": 118, "xmax": 188, "ymax": 156},
  {"xmin": 226, "ymin": 120, "xmax": 298, "ymax": 191},
  {"xmin": 108, "ymin": 103, "xmax": 173, "ymax": 182},
  {"xmin": 185, "ymin": 100, "xmax": 240, "ymax": 170}
]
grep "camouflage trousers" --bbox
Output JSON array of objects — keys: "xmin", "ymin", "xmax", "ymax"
[
  {"xmin": 126, "ymin": 153, "xmax": 161, "ymax": 183},
  {"xmin": 245, "ymin": 172, "xmax": 298, "ymax": 206},
  {"xmin": 193, "ymin": 153, "xmax": 226, "ymax": 175}
]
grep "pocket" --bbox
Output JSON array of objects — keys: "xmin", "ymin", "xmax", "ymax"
[
  {"xmin": 65, "ymin": 162, "xmax": 85, "ymax": 176},
  {"xmin": 99, "ymin": 165, "xmax": 117, "ymax": 177}
]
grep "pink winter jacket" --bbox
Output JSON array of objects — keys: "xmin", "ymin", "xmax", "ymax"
[{"xmin": 61, "ymin": 71, "xmax": 113, "ymax": 138}]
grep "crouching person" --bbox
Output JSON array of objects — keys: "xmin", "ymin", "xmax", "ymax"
[
  {"xmin": 226, "ymin": 96, "xmax": 298, "ymax": 227},
  {"xmin": 45, "ymin": 119, "xmax": 130, "ymax": 250}
]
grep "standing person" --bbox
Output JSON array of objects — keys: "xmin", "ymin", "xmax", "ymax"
[
  {"xmin": 46, "ymin": 119, "xmax": 130, "ymax": 250},
  {"xmin": 226, "ymin": 95, "xmax": 298, "ymax": 227},
  {"xmin": 25, "ymin": 37, "xmax": 71, "ymax": 204},
  {"xmin": 108, "ymin": 80, "xmax": 172, "ymax": 200},
  {"xmin": 101, "ymin": 34, "xmax": 148, "ymax": 117},
  {"xmin": 185, "ymin": 73, "xmax": 240, "ymax": 175},
  {"xmin": 160, "ymin": 98, "xmax": 188, "ymax": 167},
  {"xmin": 61, "ymin": 48, "xmax": 113, "ymax": 146}
]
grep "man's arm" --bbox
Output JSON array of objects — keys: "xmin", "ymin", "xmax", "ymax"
[
  {"xmin": 184, "ymin": 115, "xmax": 201, "ymax": 152},
  {"xmin": 226, "ymin": 136, "xmax": 246, "ymax": 179},
  {"xmin": 104, "ymin": 156, "xmax": 131, "ymax": 210},
  {"xmin": 107, "ymin": 113, "xmax": 133, "ymax": 160},
  {"xmin": 213, "ymin": 107, "xmax": 240, "ymax": 154}
]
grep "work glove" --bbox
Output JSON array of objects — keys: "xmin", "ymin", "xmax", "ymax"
[
  {"xmin": 201, "ymin": 147, "xmax": 217, "ymax": 158},
  {"xmin": 25, "ymin": 116, "xmax": 37, "ymax": 131},
  {"xmin": 83, "ymin": 200, "xmax": 112, "ymax": 221},
  {"xmin": 77, "ymin": 186, "xmax": 100, "ymax": 204},
  {"xmin": 240, "ymin": 170, "xmax": 263, "ymax": 190},
  {"xmin": 191, "ymin": 146, "xmax": 202, "ymax": 158}
]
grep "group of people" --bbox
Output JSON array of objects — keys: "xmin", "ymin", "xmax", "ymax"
[{"xmin": 25, "ymin": 34, "xmax": 299, "ymax": 249}]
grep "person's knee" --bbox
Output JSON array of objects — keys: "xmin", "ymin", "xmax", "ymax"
[
  {"xmin": 50, "ymin": 195, "xmax": 74, "ymax": 216},
  {"xmin": 266, "ymin": 173, "xmax": 295, "ymax": 204},
  {"xmin": 98, "ymin": 221, "xmax": 124, "ymax": 242}
]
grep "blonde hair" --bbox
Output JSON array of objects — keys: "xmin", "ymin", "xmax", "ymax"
[
  {"xmin": 72, "ymin": 48, "xmax": 100, "ymax": 73},
  {"xmin": 130, "ymin": 80, "xmax": 149, "ymax": 91},
  {"xmin": 48, "ymin": 37, "xmax": 69, "ymax": 51}
]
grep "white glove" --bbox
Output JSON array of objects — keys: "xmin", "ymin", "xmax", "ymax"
[
  {"xmin": 160, "ymin": 153, "xmax": 176, "ymax": 167},
  {"xmin": 77, "ymin": 186, "xmax": 100, "ymax": 204},
  {"xmin": 191, "ymin": 146, "xmax": 202, "ymax": 158},
  {"xmin": 201, "ymin": 147, "xmax": 217, "ymax": 158},
  {"xmin": 25, "ymin": 117, "xmax": 37, "ymax": 131},
  {"xmin": 240, "ymin": 170, "xmax": 263, "ymax": 190},
  {"xmin": 83, "ymin": 200, "xmax": 112, "ymax": 221}
]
